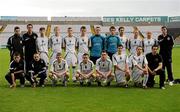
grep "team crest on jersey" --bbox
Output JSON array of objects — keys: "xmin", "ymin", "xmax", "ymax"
[
  {"xmin": 59, "ymin": 64, "xmax": 62, "ymax": 68},
  {"xmin": 120, "ymin": 56, "xmax": 122, "ymax": 60},
  {"xmin": 138, "ymin": 58, "xmax": 140, "ymax": 61},
  {"xmin": 167, "ymin": 37, "xmax": 170, "ymax": 40}
]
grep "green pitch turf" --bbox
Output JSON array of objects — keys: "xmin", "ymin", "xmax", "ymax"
[{"xmin": 0, "ymin": 48, "xmax": 180, "ymax": 112}]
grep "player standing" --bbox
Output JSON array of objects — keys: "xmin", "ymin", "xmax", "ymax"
[
  {"xmin": 106, "ymin": 26, "xmax": 122, "ymax": 60},
  {"xmin": 128, "ymin": 29, "xmax": 143, "ymax": 55},
  {"xmin": 7, "ymin": 26, "xmax": 23, "ymax": 61},
  {"xmin": 49, "ymin": 26, "xmax": 63, "ymax": 65},
  {"xmin": 63, "ymin": 27, "xmax": 77, "ymax": 82},
  {"xmin": 158, "ymin": 26, "xmax": 174, "ymax": 86},
  {"xmin": 23, "ymin": 24, "xmax": 38, "ymax": 72},
  {"xmin": 143, "ymin": 31, "xmax": 157, "ymax": 55},
  {"xmin": 89, "ymin": 26, "xmax": 105, "ymax": 64},
  {"xmin": 36, "ymin": 27, "xmax": 49, "ymax": 66},
  {"xmin": 118, "ymin": 26, "xmax": 128, "ymax": 54},
  {"xmin": 77, "ymin": 26, "xmax": 89, "ymax": 64}
]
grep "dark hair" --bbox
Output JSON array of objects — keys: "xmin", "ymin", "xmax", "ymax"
[
  {"xmin": 109, "ymin": 26, "xmax": 116, "ymax": 30},
  {"xmin": 95, "ymin": 26, "xmax": 100, "ymax": 29},
  {"xmin": 118, "ymin": 26, "xmax": 125, "ymax": 31},
  {"xmin": 83, "ymin": 53, "xmax": 89, "ymax": 56},
  {"xmin": 136, "ymin": 45, "xmax": 143, "ymax": 49},
  {"xmin": 102, "ymin": 50, "xmax": 107, "ymax": 54},
  {"xmin": 161, "ymin": 26, "xmax": 167, "ymax": 29},
  {"xmin": 68, "ymin": 27, "xmax": 72, "ymax": 30},
  {"xmin": 27, "ymin": 24, "xmax": 33, "ymax": 28},
  {"xmin": 14, "ymin": 26, "xmax": 20, "ymax": 31},
  {"xmin": 13, "ymin": 52, "xmax": 20, "ymax": 57},
  {"xmin": 80, "ymin": 26, "xmax": 86, "ymax": 30},
  {"xmin": 151, "ymin": 45, "xmax": 159, "ymax": 49},
  {"xmin": 39, "ymin": 27, "xmax": 45, "ymax": 31},
  {"xmin": 118, "ymin": 44, "xmax": 124, "ymax": 48}
]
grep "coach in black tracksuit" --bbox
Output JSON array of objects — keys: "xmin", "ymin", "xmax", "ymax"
[
  {"xmin": 22, "ymin": 24, "xmax": 38, "ymax": 72},
  {"xmin": 146, "ymin": 45, "xmax": 165, "ymax": 89},
  {"xmin": 158, "ymin": 26, "xmax": 174, "ymax": 84},
  {"xmin": 7, "ymin": 26, "xmax": 23, "ymax": 62},
  {"xmin": 26, "ymin": 53, "xmax": 47, "ymax": 87}
]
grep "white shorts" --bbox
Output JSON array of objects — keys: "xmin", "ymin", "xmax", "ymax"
[
  {"xmin": 131, "ymin": 70, "xmax": 143, "ymax": 83},
  {"xmin": 65, "ymin": 52, "xmax": 77, "ymax": 67},
  {"xmin": 50, "ymin": 52, "xmax": 59, "ymax": 65},
  {"xmin": 52, "ymin": 73, "xmax": 65, "ymax": 81},
  {"xmin": 97, "ymin": 72, "xmax": 114, "ymax": 82},
  {"xmin": 77, "ymin": 52, "xmax": 84, "ymax": 64},
  {"xmin": 40, "ymin": 52, "xmax": 49, "ymax": 66},
  {"xmin": 115, "ymin": 71, "xmax": 126, "ymax": 83},
  {"xmin": 76, "ymin": 75, "xmax": 95, "ymax": 83}
]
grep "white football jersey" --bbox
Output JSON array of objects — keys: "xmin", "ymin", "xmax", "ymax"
[
  {"xmin": 49, "ymin": 35, "xmax": 63, "ymax": 53},
  {"xmin": 143, "ymin": 38, "xmax": 156, "ymax": 55},
  {"xmin": 96, "ymin": 58, "xmax": 112, "ymax": 73},
  {"xmin": 77, "ymin": 36, "xmax": 89, "ymax": 54},
  {"xmin": 132, "ymin": 54, "xmax": 148, "ymax": 71},
  {"xmin": 36, "ymin": 37, "xmax": 49, "ymax": 53},
  {"xmin": 77, "ymin": 60, "xmax": 94, "ymax": 74},
  {"xmin": 112, "ymin": 53, "xmax": 129, "ymax": 71},
  {"xmin": 63, "ymin": 36, "xmax": 77, "ymax": 53},
  {"xmin": 50, "ymin": 59, "xmax": 68, "ymax": 73},
  {"xmin": 129, "ymin": 38, "xmax": 142, "ymax": 54},
  {"xmin": 118, "ymin": 35, "xmax": 128, "ymax": 53}
]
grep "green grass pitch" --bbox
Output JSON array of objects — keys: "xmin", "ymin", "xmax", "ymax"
[{"xmin": 0, "ymin": 48, "xmax": 180, "ymax": 112}]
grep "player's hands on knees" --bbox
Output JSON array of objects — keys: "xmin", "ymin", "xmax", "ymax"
[
  {"xmin": 143, "ymin": 69, "xmax": 148, "ymax": 74},
  {"xmin": 152, "ymin": 70, "xmax": 157, "ymax": 75},
  {"xmin": 125, "ymin": 69, "xmax": 130, "ymax": 75},
  {"xmin": 49, "ymin": 73, "xmax": 53, "ymax": 78}
]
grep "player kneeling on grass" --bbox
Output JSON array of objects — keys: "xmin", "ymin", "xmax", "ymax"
[
  {"xmin": 131, "ymin": 46, "xmax": 149, "ymax": 89},
  {"xmin": 26, "ymin": 53, "xmax": 47, "ymax": 87},
  {"xmin": 146, "ymin": 45, "xmax": 165, "ymax": 89},
  {"xmin": 96, "ymin": 51, "xmax": 114, "ymax": 86},
  {"xmin": 112, "ymin": 45, "xmax": 130, "ymax": 87},
  {"xmin": 76, "ymin": 53, "xmax": 95, "ymax": 86},
  {"xmin": 5, "ymin": 52, "xmax": 25, "ymax": 88},
  {"xmin": 49, "ymin": 53, "xmax": 69, "ymax": 87}
]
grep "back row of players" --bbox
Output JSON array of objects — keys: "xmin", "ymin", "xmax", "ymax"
[{"xmin": 6, "ymin": 24, "xmax": 174, "ymax": 89}]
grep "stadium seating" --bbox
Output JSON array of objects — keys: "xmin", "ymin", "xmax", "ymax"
[{"xmin": 0, "ymin": 17, "xmax": 180, "ymax": 48}]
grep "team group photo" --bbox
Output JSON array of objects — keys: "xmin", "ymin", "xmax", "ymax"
[{"xmin": 5, "ymin": 24, "xmax": 175, "ymax": 90}]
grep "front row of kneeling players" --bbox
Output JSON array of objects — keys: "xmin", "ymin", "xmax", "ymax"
[{"xmin": 5, "ymin": 45, "xmax": 165, "ymax": 89}]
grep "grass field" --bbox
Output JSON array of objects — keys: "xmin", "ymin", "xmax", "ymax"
[{"xmin": 0, "ymin": 48, "xmax": 180, "ymax": 112}]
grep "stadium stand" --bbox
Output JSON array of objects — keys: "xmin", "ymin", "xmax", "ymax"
[{"xmin": 0, "ymin": 16, "xmax": 180, "ymax": 48}]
